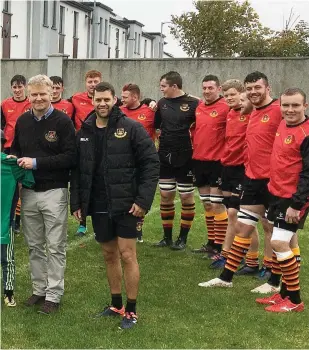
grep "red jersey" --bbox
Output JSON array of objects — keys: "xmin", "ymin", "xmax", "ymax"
[
  {"xmin": 193, "ymin": 97, "xmax": 229, "ymax": 161},
  {"xmin": 245, "ymin": 99, "xmax": 282, "ymax": 180},
  {"xmin": 221, "ymin": 109, "xmax": 250, "ymax": 166},
  {"xmin": 120, "ymin": 104, "xmax": 155, "ymax": 140},
  {"xmin": 52, "ymin": 99, "xmax": 74, "ymax": 119},
  {"xmin": 1, "ymin": 97, "xmax": 31, "ymax": 148},
  {"xmin": 71, "ymin": 92, "xmax": 94, "ymax": 130},
  {"xmin": 268, "ymin": 119, "xmax": 309, "ymax": 205}
]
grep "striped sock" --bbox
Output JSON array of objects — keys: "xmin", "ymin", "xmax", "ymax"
[
  {"xmin": 268, "ymin": 252, "xmax": 282, "ymax": 287},
  {"xmin": 220, "ymin": 235, "xmax": 251, "ymax": 282},
  {"xmin": 205, "ymin": 211, "xmax": 215, "ymax": 246},
  {"xmin": 160, "ymin": 204, "xmax": 175, "ymax": 241},
  {"xmin": 245, "ymin": 251, "xmax": 259, "ymax": 268},
  {"xmin": 15, "ymin": 198, "xmax": 21, "ymax": 216},
  {"xmin": 221, "ymin": 249, "xmax": 229, "ymax": 259},
  {"xmin": 263, "ymin": 256, "xmax": 272, "ymax": 269},
  {"xmin": 292, "ymin": 247, "xmax": 301, "ymax": 268},
  {"xmin": 214, "ymin": 211, "xmax": 228, "ymax": 249},
  {"xmin": 278, "ymin": 252, "xmax": 301, "ymax": 304},
  {"xmin": 179, "ymin": 203, "xmax": 195, "ymax": 242}
]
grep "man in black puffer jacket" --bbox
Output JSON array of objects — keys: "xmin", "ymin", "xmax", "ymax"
[{"xmin": 70, "ymin": 82, "xmax": 159, "ymax": 330}]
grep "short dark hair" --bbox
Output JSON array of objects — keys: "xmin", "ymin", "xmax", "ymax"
[
  {"xmin": 281, "ymin": 87, "xmax": 307, "ymax": 103},
  {"xmin": 202, "ymin": 74, "xmax": 220, "ymax": 86},
  {"xmin": 10, "ymin": 75, "xmax": 26, "ymax": 86},
  {"xmin": 94, "ymin": 82, "xmax": 115, "ymax": 97},
  {"xmin": 122, "ymin": 83, "xmax": 141, "ymax": 98},
  {"xmin": 50, "ymin": 76, "xmax": 64, "ymax": 86},
  {"xmin": 244, "ymin": 71, "xmax": 269, "ymax": 86},
  {"xmin": 160, "ymin": 71, "xmax": 182, "ymax": 89}
]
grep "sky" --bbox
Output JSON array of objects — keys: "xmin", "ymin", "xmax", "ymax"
[{"xmin": 102, "ymin": 0, "xmax": 309, "ymax": 57}]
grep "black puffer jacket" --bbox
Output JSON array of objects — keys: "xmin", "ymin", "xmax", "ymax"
[{"xmin": 70, "ymin": 106, "xmax": 160, "ymax": 218}]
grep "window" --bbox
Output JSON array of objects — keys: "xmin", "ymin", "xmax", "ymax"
[
  {"xmin": 134, "ymin": 32, "xmax": 137, "ymax": 53},
  {"xmin": 99, "ymin": 17, "xmax": 103, "ymax": 43},
  {"xmin": 73, "ymin": 11, "xmax": 79, "ymax": 38},
  {"xmin": 115, "ymin": 28, "xmax": 119, "ymax": 50},
  {"xmin": 108, "ymin": 24, "xmax": 111, "ymax": 45},
  {"xmin": 43, "ymin": 1, "xmax": 48, "ymax": 27},
  {"xmin": 138, "ymin": 33, "xmax": 141, "ymax": 54},
  {"xmin": 51, "ymin": 0, "xmax": 57, "ymax": 29},
  {"xmin": 3, "ymin": 1, "xmax": 9, "ymax": 12},
  {"xmin": 59, "ymin": 6, "xmax": 65, "ymax": 34},
  {"xmin": 104, "ymin": 19, "xmax": 108, "ymax": 44},
  {"xmin": 144, "ymin": 40, "xmax": 147, "ymax": 58}
]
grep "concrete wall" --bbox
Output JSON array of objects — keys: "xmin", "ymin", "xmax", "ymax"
[{"xmin": 1, "ymin": 58, "xmax": 308, "ymax": 101}]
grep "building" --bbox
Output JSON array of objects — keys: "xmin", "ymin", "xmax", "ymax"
[{"xmin": 0, "ymin": 0, "xmax": 173, "ymax": 59}]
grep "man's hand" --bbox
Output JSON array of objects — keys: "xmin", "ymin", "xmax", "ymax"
[
  {"xmin": 6, "ymin": 155, "xmax": 17, "ymax": 159},
  {"xmin": 17, "ymin": 157, "xmax": 33, "ymax": 169},
  {"xmin": 149, "ymin": 101, "xmax": 157, "ymax": 112},
  {"xmin": 73, "ymin": 209, "xmax": 82, "ymax": 222},
  {"xmin": 129, "ymin": 203, "xmax": 146, "ymax": 217},
  {"xmin": 285, "ymin": 207, "xmax": 300, "ymax": 224}
]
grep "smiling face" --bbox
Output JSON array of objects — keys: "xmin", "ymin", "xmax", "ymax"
[
  {"xmin": 240, "ymin": 92, "xmax": 253, "ymax": 115},
  {"xmin": 28, "ymin": 84, "xmax": 52, "ymax": 114},
  {"xmin": 93, "ymin": 89, "xmax": 116, "ymax": 120},
  {"xmin": 280, "ymin": 93, "xmax": 308, "ymax": 126},
  {"xmin": 11, "ymin": 81, "xmax": 26, "ymax": 101},
  {"xmin": 121, "ymin": 90, "xmax": 139, "ymax": 108},
  {"xmin": 52, "ymin": 83, "xmax": 64, "ymax": 102},
  {"xmin": 86, "ymin": 76, "xmax": 101, "ymax": 96},
  {"xmin": 202, "ymin": 80, "xmax": 221, "ymax": 104},
  {"xmin": 245, "ymin": 78, "xmax": 270, "ymax": 107},
  {"xmin": 223, "ymin": 88, "xmax": 241, "ymax": 109}
]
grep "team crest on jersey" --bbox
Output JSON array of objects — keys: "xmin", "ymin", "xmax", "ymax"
[
  {"xmin": 284, "ymin": 135, "xmax": 293, "ymax": 144},
  {"xmin": 261, "ymin": 114, "xmax": 270, "ymax": 123},
  {"xmin": 162, "ymin": 104, "xmax": 168, "ymax": 110},
  {"xmin": 45, "ymin": 131, "xmax": 58, "ymax": 142},
  {"xmin": 210, "ymin": 110, "xmax": 218, "ymax": 118},
  {"xmin": 114, "ymin": 128, "xmax": 127, "ymax": 138},
  {"xmin": 180, "ymin": 103, "xmax": 189, "ymax": 112},
  {"xmin": 136, "ymin": 221, "xmax": 143, "ymax": 232},
  {"xmin": 138, "ymin": 114, "xmax": 146, "ymax": 120},
  {"xmin": 239, "ymin": 115, "xmax": 247, "ymax": 122}
]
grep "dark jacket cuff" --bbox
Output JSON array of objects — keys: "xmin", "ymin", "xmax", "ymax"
[{"xmin": 290, "ymin": 200, "xmax": 303, "ymax": 211}]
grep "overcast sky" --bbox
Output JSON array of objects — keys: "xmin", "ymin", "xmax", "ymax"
[{"xmin": 102, "ymin": 0, "xmax": 309, "ymax": 57}]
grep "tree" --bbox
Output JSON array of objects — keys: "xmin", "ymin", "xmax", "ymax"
[{"xmin": 170, "ymin": 0, "xmax": 309, "ymax": 57}]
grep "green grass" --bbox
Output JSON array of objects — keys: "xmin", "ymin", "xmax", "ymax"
[{"xmin": 1, "ymin": 191, "xmax": 309, "ymax": 349}]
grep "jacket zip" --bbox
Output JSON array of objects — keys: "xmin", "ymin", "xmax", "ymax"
[{"xmin": 102, "ymin": 124, "xmax": 112, "ymax": 217}]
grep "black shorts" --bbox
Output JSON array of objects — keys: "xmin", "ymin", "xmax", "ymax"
[
  {"xmin": 160, "ymin": 159, "xmax": 194, "ymax": 184},
  {"xmin": 91, "ymin": 213, "xmax": 143, "ymax": 243},
  {"xmin": 240, "ymin": 176, "xmax": 270, "ymax": 208},
  {"xmin": 193, "ymin": 160, "xmax": 222, "ymax": 188},
  {"xmin": 220, "ymin": 165, "xmax": 245, "ymax": 194},
  {"xmin": 267, "ymin": 195, "xmax": 309, "ymax": 231}
]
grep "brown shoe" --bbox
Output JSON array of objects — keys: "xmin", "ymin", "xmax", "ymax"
[
  {"xmin": 24, "ymin": 294, "xmax": 45, "ymax": 307},
  {"xmin": 38, "ymin": 300, "xmax": 59, "ymax": 315}
]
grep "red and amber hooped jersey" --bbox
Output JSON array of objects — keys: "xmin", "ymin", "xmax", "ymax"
[
  {"xmin": 121, "ymin": 104, "xmax": 155, "ymax": 140},
  {"xmin": 193, "ymin": 97, "xmax": 229, "ymax": 161},
  {"xmin": 1, "ymin": 97, "xmax": 31, "ymax": 148},
  {"xmin": 245, "ymin": 99, "xmax": 282, "ymax": 179}
]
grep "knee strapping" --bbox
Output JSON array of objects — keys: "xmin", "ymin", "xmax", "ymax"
[
  {"xmin": 271, "ymin": 227, "xmax": 295, "ymax": 242},
  {"xmin": 237, "ymin": 209, "xmax": 260, "ymax": 227},
  {"xmin": 273, "ymin": 250, "xmax": 293, "ymax": 260},
  {"xmin": 159, "ymin": 181, "xmax": 177, "ymax": 192},
  {"xmin": 210, "ymin": 194, "xmax": 224, "ymax": 204},
  {"xmin": 200, "ymin": 194, "xmax": 211, "ymax": 203},
  {"xmin": 177, "ymin": 183, "xmax": 195, "ymax": 194}
]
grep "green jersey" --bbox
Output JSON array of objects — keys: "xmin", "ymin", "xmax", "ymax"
[{"xmin": 1, "ymin": 153, "xmax": 35, "ymax": 244}]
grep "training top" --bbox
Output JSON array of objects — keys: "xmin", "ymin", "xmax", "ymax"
[
  {"xmin": 268, "ymin": 118, "xmax": 309, "ymax": 210},
  {"xmin": 121, "ymin": 104, "xmax": 155, "ymax": 140},
  {"xmin": 155, "ymin": 94, "xmax": 199, "ymax": 152},
  {"xmin": 1, "ymin": 97, "xmax": 31, "ymax": 148},
  {"xmin": 1, "ymin": 153, "xmax": 35, "ymax": 244},
  {"xmin": 193, "ymin": 97, "xmax": 229, "ymax": 161},
  {"xmin": 71, "ymin": 92, "xmax": 94, "ymax": 131},
  {"xmin": 52, "ymin": 99, "xmax": 74, "ymax": 119},
  {"xmin": 245, "ymin": 99, "xmax": 282, "ymax": 180},
  {"xmin": 221, "ymin": 108, "xmax": 250, "ymax": 166}
]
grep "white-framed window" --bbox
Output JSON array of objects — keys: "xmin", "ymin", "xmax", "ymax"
[{"xmin": 43, "ymin": 1, "xmax": 48, "ymax": 27}]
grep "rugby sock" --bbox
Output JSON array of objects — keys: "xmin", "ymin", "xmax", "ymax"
[
  {"xmin": 278, "ymin": 252, "xmax": 301, "ymax": 304},
  {"xmin": 268, "ymin": 252, "xmax": 282, "ymax": 287},
  {"xmin": 125, "ymin": 299, "xmax": 137, "ymax": 314},
  {"xmin": 205, "ymin": 211, "xmax": 215, "ymax": 246},
  {"xmin": 15, "ymin": 199, "xmax": 21, "ymax": 228},
  {"xmin": 220, "ymin": 235, "xmax": 251, "ymax": 282},
  {"xmin": 214, "ymin": 211, "xmax": 228, "ymax": 251},
  {"xmin": 160, "ymin": 203, "xmax": 175, "ymax": 241},
  {"xmin": 111, "ymin": 294, "xmax": 123, "ymax": 309},
  {"xmin": 292, "ymin": 247, "xmax": 301, "ymax": 268},
  {"xmin": 245, "ymin": 251, "xmax": 259, "ymax": 268},
  {"xmin": 221, "ymin": 249, "xmax": 229, "ymax": 259},
  {"xmin": 263, "ymin": 256, "xmax": 272, "ymax": 269},
  {"xmin": 179, "ymin": 203, "xmax": 195, "ymax": 242}
]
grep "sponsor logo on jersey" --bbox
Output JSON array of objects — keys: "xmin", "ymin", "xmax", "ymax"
[
  {"xmin": 276, "ymin": 132, "xmax": 280, "ymax": 136},
  {"xmin": 8, "ymin": 109, "xmax": 14, "ymax": 112},
  {"xmin": 261, "ymin": 114, "xmax": 270, "ymax": 123},
  {"xmin": 80, "ymin": 102, "xmax": 87, "ymax": 105},
  {"xmin": 210, "ymin": 110, "xmax": 218, "ymax": 118},
  {"xmin": 80, "ymin": 138, "xmax": 89, "ymax": 142},
  {"xmin": 284, "ymin": 135, "xmax": 293, "ymax": 144},
  {"xmin": 114, "ymin": 128, "xmax": 127, "ymax": 138},
  {"xmin": 138, "ymin": 114, "xmax": 146, "ymax": 120},
  {"xmin": 239, "ymin": 115, "xmax": 247, "ymax": 122},
  {"xmin": 180, "ymin": 103, "xmax": 189, "ymax": 112},
  {"xmin": 45, "ymin": 131, "xmax": 58, "ymax": 142},
  {"xmin": 136, "ymin": 221, "xmax": 143, "ymax": 232},
  {"xmin": 162, "ymin": 104, "xmax": 168, "ymax": 110}
]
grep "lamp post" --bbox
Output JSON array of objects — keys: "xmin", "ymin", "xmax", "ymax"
[{"xmin": 160, "ymin": 21, "xmax": 172, "ymax": 58}]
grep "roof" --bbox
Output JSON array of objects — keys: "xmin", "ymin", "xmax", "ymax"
[
  {"xmin": 142, "ymin": 32, "xmax": 155, "ymax": 40},
  {"xmin": 83, "ymin": 1, "xmax": 113, "ymax": 13},
  {"xmin": 110, "ymin": 17, "xmax": 129, "ymax": 29},
  {"xmin": 122, "ymin": 18, "xmax": 144, "ymax": 28},
  {"xmin": 61, "ymin": 1, "xmax": 93, "ymax": 12},
  {"xmin": 163, "ymin": 51, "xmax": 174, "ymax": 58}
]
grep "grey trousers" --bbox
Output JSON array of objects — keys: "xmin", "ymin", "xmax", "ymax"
[{"xmin": 21, "ymin": 188, "xmax": 68, "ymax": 303}]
